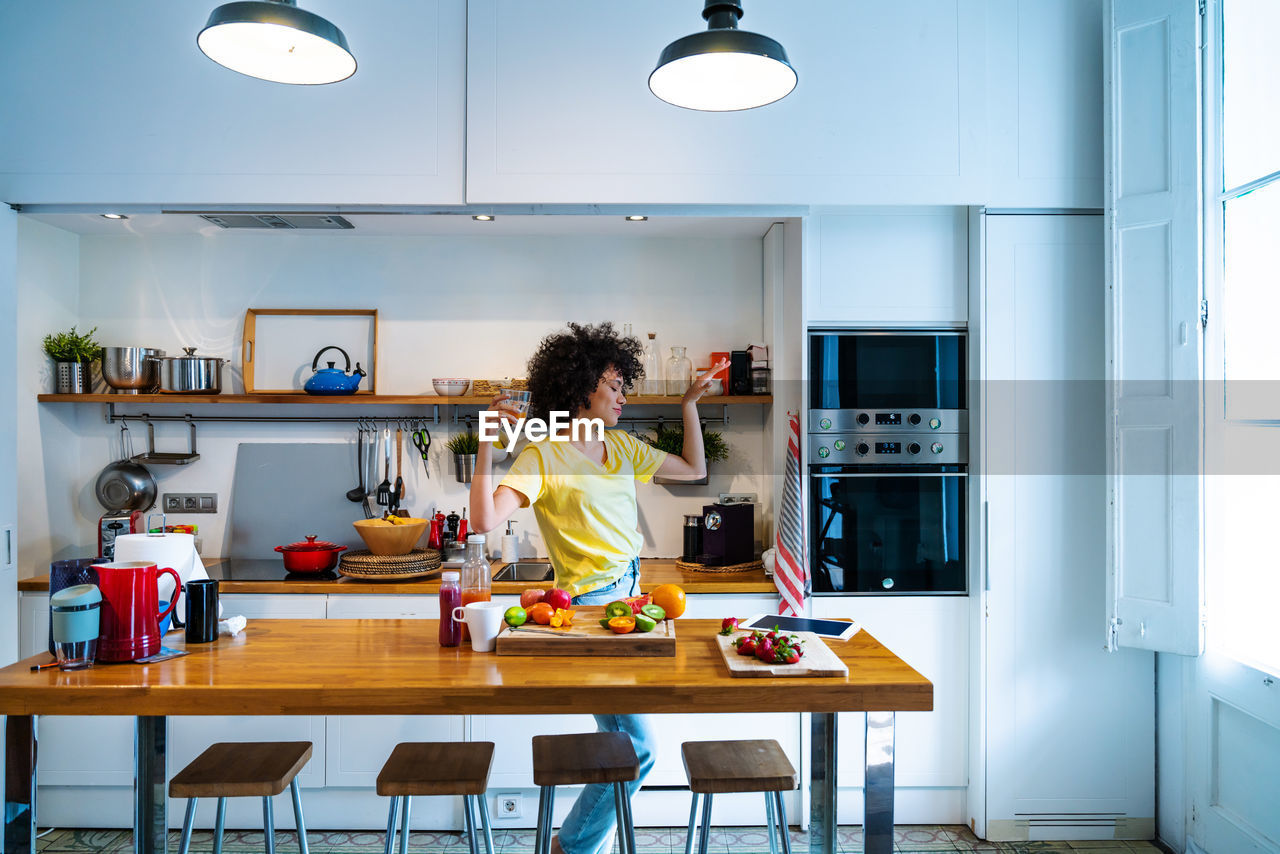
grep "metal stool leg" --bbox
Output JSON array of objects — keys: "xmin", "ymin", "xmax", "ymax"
[
  {"xmin": 765, "ymin": 793, "xmax": 778, "ymax": 854},
  {"xmin": 612, "ymin": 784, "xmax": 628, "ymax": 854},
  {"xmin": 463, "ymin": 792, "xmax": 478, "ymax": 854},
  {"xmin": 616, "ymin": 783, "xmax": 636, "ymax": 854},
  {"xmin": 697, "ymin": 793, "xmax": 713, "ymax": 854},
  {"xmin": 214, "ymin": 798, "xmax": 227, "ymax": 854},
  {"xmin": 398, "ymin": 796, "xmax": 411, "ymax": 854},
  {"xmin": 684, "ymin": 793, "xmax": 700, "ymax": 854},
  {"xmin": 470, "ymin": 795, "xmax": 496, "ymax": 854},
  {"xmin": 263, "ymin": 796, "xmax": 276, "ymax": 854},
  {"xmin": 533, "ymin": 787, "xmax": 548, "ymax": 854},
  {"xmin": 774, "ymin": 792, "xmax": 791, "ymax": 854},
  {"xmin": 383, "ymin": 796, "xmax": 400, "ymax": 854},
  {"xmin": 179, "ymin": 798, "xmax": 198, "ymax": 854},
  {"xmin": 290, "ymin": 778, "xmax": 309, "ymax": 854}
]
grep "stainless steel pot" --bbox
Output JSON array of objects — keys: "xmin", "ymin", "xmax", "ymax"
[
  {"xmin": 154, "ymin": 348, "xmax": 225, "ymax": 394},
  {"xmin": 102, "ymin": 347, "xmax": 164, "ymax": 394}
]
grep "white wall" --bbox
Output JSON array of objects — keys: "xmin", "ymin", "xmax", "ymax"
[{"xmin": 19, "ymin": 226, "xmax": 772, "ymax": 569}]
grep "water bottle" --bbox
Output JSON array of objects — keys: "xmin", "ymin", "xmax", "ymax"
[
  {"xmin": 438, "ymin": 571, "xmax": 462, "ymax": 647},
  {"xmin": 642, "ymin": 332, "xmax": 662, "ymax": 395}
]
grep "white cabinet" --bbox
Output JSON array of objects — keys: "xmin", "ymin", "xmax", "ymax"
[
  {"xmin": 465, "ymin": 0, "xmax": 986, "ymax": 205},
  {"xmin": 805, "ymin": 209, "xmax": 969, "ymax": 326},
  {"xmin": 981, "ymin": 214, "xmax": 1153, "ymax": 841},
  {"xmin": 0, "ymin": 1, "xmax": 466, "ymax": 206}
]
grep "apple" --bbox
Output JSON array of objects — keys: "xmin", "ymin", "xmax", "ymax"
[
  {"xmin": 520, "ymin": 588, "xmax": 546, "ymax": 609},
  {"xmin": 544, "ymin": 587, "xmax": 572, "ymax": 612}
]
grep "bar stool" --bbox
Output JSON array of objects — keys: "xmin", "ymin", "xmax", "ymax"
[
  {"xmin": 531, "ymin": 732, "xmax": 639, "ymax": 854},
  {"xmin": 169, "ymin": 741, "xmax": 313, "ymax": 854},
  {"xmin": 681, "ymin": 739, "xmax": 797, "ymax": 854},
  {"xmin": 377, "ymin": 742, "xmax": 496, "ymax": 854}
]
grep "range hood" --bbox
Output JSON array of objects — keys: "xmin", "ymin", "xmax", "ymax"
[{"xmin": 199, "ymin": 213, "xmax": 354, "ymax": 230}]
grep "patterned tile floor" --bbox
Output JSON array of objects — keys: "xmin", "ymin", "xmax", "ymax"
[{"xmin": 34, "ymin": 826, "xmax": 1163, "ymax": 854}]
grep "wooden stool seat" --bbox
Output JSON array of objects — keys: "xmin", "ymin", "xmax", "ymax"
[
  {"xmin": 170, "ymin": 742, "xmax": 313, "ymax": 798},
  {"xmin": 532, "ymin": 731, "xmax": 639, "ymax": 786},
  {"xmin": 682, "ymin": 739, "xmax": 797, "ymax": 794},
  {"xmin": 376, "ymin": 742, "xmax": 495, "ymax": 797}
]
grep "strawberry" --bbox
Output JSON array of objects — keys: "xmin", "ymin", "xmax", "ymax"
[
  {"xmin": 735, "ymin": 636, "xmax": 758, "ymax": 656},
  {"xmin": 719, "ymin": 617, "xmax": 741, "ymax": 636}
]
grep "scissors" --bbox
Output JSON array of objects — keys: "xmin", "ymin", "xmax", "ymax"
[{"xmin": 411, "ymin": 425, "xmax": 432, "ymax": 478}]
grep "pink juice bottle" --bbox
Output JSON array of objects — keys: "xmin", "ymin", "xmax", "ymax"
[{"xmin": 438, "ymin": 570, "xmax": 462, "ymax": 647}]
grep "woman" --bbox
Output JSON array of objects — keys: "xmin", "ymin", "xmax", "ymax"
[{"xmin": 470, "ymin": 321, "xmax": 726, "ymax": 854}]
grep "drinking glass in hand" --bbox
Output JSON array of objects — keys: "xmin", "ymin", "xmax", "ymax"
[{"xmin": 500, "ymin": 388, "xmax": 531, "ymax": 415}]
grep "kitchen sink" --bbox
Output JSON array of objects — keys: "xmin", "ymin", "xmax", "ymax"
[{"xmin": 493, "ymin": 561, "xmax": 554, "ymax": 582}]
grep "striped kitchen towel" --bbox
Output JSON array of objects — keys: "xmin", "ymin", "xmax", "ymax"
[{"xmin": 775, "ymin": 410, "xmax": 808, "ymax": 616}]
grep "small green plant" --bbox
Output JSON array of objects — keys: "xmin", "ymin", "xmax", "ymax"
[
  {"xmin": 42, "ymin": 326, "xmax": 101, "ymax": 362},
  {"xmin": 445, "ymin": 431, "xmax": 480, "ymax": 455},
  {"xmin": 645, "ymin": 424, "xmax": 730, "ymax": 463}
]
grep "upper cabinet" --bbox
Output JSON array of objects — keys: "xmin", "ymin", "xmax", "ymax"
[
  {"xmin": 466, "ymin": 0, "xmax": 988, "ymax": 205},
  {"xmin": 0, "ymin": 1, "xmax": 467, "ymax": 206}
]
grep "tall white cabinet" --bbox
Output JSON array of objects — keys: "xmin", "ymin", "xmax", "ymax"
[{"xmin": 981, "ymin": 214, "xmax": 1154, "ymax": 841}]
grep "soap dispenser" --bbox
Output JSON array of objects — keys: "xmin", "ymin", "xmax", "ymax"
[{"xmin": 501, "ymin": 521, "xmax": 519, "ymax": 564}]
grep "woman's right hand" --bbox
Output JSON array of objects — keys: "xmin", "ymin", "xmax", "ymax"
[{"xmin": 486, "ymin": 393, "xmax": 525, "ymax": 435}]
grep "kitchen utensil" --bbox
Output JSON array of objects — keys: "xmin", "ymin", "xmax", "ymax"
[
  {"xmin": 392, "ymin": 427, "xmax": 404, "ymax": 512},
  {"xmin": 346, "ymin": 426, "xmax": 366, "ymax": 502},
  {"xmin": 451, "ymin": 601, "xmax": 506, "ymax": 652},
  {"xmin": 130, "ymin": 417, "xmax": 200, "ymax": 465},
  {"xmin": 411, "ymin": 426, "xmax": 431, "ymax": 478},
  {"xmin": 432, "ymin": 378, "xmax": 470, "ymax": 396},
  {"xmin": 98, "ymin": 510, "xmax": 143, "ymax": 559},
  {"xmin": 495, "ymin": 612, "xmax": 677, "ymax": 657},
  {"xmin": 50, "ymin": 583, "xmax": 101, "ymax": 671},
  {"xmin": 714, "ymin": 631, "xmax": 848, "ymax": 678},
  {"xmin": 154, "ymin": 347, "xmax": 225, "ymax": 394},
  {"xmin": 303, "ymin": 345, "xmax": 366, "ymax": 395},
  {"xmin": 274, "ymin": 535, "xmax": 347, "ymax": 573},
  {"xmin": 698, "ymin": 502, "xmax": 754, "ymax": 566},
  {"xmin": 92, "ymin": 560, "xmax": 182, "ymax": 662},
  {"xmin": 184, "ymin": 579, "xmax": 219, "ymax": 643},
  {"xmin": 95, "ymin": 425, "xmax": 157, "ymax": 512},
  {"xmin": 352, "ymin": 518, "xmax": 428, "ymax": 556},
  {"xmin": 101, "ymin": 347, "xmax": 164, "ymax": 394},
  {"xmin": 376, "ymin": 428, "xmax": 392, "ymax": 506}
]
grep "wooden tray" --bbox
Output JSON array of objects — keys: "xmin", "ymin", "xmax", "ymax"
[
  {"xmin": 243, "ymin": 308, "xmax": 378, "ymax": 394},
  {"xmin": 715, "ymin": 631, "xmax": 849, "ymax": 678},
  {"xmin": 496, "ymin": 612, "xmax": 676, "ymax": 657}
]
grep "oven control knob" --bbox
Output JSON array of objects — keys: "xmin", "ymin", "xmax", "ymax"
[
  {"xmin": 882, "ymin": 578, "xmax": 895, "ymax": 589},
  {"xmin": 855, "ymin": 442, "xmax": 870, "ymax": 456},
  {"xmin": 833, "ymin": 439, "xmax": 846, "ymax": 451},
  {"xmin": 930, "ymin": 442, "xmax": 944, "ymax": 454},
  {"xmin": 929, "ymin": 417, "xmax": 942, "ymax": 430},
  {"xmin": 908, "ymin": 413, "xmax": 921, "ymax": 425},
  {"xmin": 817, "ymin": 446, "xmax": 830, "ymax": 459},
  {"xmin": 908, "ymin": 442, "xmax": 921, "ymax": 455},
  {"xmin": 819, "ymin": 417, "xmax": 832, "ymax": 430},
  {"xmin": 856, "ymin": 413, "xmax": 869, "ymax": 425}
]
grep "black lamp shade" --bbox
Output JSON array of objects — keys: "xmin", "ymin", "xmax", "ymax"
[
  {"xmin": 649, "ymin": 25, "xmax": 796, "ymax": 111},
  {"xmin": 198, "ymin": 1, "xmax": 356, "ymax": 85}
]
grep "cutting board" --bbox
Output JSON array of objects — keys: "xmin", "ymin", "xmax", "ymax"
[
  {"xmin": 715, "ymin": 631, "xmax": 849, "ymax": 677},
  {"xmin": 496, "ymin": 613, "xmax": 676, "ymax": 657}
]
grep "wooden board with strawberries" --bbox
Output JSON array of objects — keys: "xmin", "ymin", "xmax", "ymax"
[{"xmin": 715, "ymin": 630, "xmax": 849, "ymax": 677}]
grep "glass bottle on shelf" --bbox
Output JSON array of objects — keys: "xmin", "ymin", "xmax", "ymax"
[
  {"xmin": 460, "ymin": 534, "xmax": 491, "ymax": 641},
  {"xmin": 642, "ymin": 332, "xmax": 662, "ymax": 396},
  {"xmin": 666, "ymin": 346, "xmax": 692, "ymax": 395}
]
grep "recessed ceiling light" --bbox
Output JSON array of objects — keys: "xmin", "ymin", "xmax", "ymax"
[
  {"xmin": 625, "ymin": 215, "xmax": 648, "ymax": 222},
  {"xmin": 198, "ymin": 0, "xmax": 356, "ymax": 85},
  {"xmin": 101, "ymin": 214, "xmax": 129, "ymax": 220},
  {"xmin": 472, "ymin": 215, "xmax": 495, "ymax": 222}
]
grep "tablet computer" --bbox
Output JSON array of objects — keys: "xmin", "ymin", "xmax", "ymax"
[{"xmin": 739, "ymin": 614, "xmax": 861, "ymax": 641}]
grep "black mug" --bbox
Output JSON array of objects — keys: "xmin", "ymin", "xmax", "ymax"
[{"xmin": 185, "ymin": 579, "xmax": 219, "ymax": 644}]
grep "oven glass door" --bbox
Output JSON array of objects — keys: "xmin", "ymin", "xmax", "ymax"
[
  {"xmin": 809, "ymin": 332, "xmax": 966, "ymax": 410},
  {"xmin": 810, "ymin": 467, "xmax": 966, "ymax": 594}
]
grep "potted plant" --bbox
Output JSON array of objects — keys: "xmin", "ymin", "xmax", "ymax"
[
  {"xmin": 42, "ymin": 326, "xmax": 101, "ymax": 394},
  {"xmin": 445, "ymin": 430, "xmax": 480, "ymax": 483},
  {"xmin": 646, "ymin": 423, "xmax": 730, "ymax": 486}
]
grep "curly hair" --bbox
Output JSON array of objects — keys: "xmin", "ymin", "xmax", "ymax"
[{"xmin": 526, "ymin": 322, "xmax": 644, "ymax": 421}]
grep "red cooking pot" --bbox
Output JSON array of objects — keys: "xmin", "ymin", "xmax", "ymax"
[{"xmin": 275, "ymin": 536, "xmax": 346, "ymax": 573}]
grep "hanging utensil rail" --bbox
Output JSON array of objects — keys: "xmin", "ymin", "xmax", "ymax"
[{"xmin": 104, "ymin": 402, "xmax": 442, "ymax": 426}]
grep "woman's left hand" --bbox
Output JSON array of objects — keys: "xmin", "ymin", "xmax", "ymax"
[{"xmin": 682, "ymin": 357, "xmax": 731, "ymax": 405}]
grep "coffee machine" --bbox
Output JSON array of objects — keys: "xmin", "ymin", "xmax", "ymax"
[
  {"xmin": 98, "ymin": 511, "xmax": 143, "ymax": 560},
  {"xmin": 698, "ymin": 502, "xmax": 755, "ymax": 565}
]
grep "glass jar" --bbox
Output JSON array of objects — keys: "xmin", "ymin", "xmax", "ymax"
[
  {"xmin": 666, "ymin": 346, "xmax": 692, "ymax": 395},
  {"xmin": 460, "ymin": 534, "xmax": 491, "ymax": 641},
  {"xmin": 438, "ymin": 571, "xmax": 462, "ymax": 647},
  {"xmin": 642, "ymin": 332, "xmax": 662, "ymax": 395}
]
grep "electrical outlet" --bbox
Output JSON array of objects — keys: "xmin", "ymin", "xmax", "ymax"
[
  {"xmin": 718, "ymin": 493, "xmax": 757, "ymax": 505},
  {"xmin": 161, "ymin": 493, "xmax": 218, "ymax": 514},
  {"xmin": 496, "ymin": 793, "xmax": 522, "ymax": 818}
]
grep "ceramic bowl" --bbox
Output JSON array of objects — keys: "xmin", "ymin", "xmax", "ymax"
[
  {"xmin": 432, "ymin": 378, "xmax": 470, "ymax": 397},
  {"xmin": 353, "ymin": 518, "xmax": 429, "ymax": 556}
]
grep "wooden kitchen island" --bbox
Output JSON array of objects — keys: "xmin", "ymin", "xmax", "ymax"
[{"xmin": 0, "ymin": 619, "xmax": 932, "ymax": 854}]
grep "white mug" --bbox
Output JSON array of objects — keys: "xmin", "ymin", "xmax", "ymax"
[{"xmin": 452, "ymin": 601, "xmax": 507, "ymax": 652}]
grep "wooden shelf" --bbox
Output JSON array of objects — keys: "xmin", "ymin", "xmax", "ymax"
[{"xmin": 37, "ymin": 393, "xmax": 773, "ymax": 406}]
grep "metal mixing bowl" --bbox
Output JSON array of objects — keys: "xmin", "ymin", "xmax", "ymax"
[{"xmin": 102, "ymin": 347, "xmax": 164, "ymax": 393}]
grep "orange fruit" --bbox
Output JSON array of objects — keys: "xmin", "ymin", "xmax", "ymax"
[
  {"xmin": 527, "ymin": 602, "xmax": 555, "ymax": 625},
  {"xmin": 608, "ymin": 615, "xmax": 636, "ymax": 634},
  {"xmin": 649, "ymin": 584, "xmax": 686, "ymax": 619}
]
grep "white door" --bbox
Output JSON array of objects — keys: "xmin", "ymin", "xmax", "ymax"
[
  {"xmin": 0, "ymin": 203, "xmax": 14, "ymax": 667},
  {"xmin": 983, "ymin": 214, "xmax": 1154, "ymax": 842}
]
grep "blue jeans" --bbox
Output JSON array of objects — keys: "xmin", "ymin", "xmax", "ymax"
[{"xmin": 559, "ymin": 559, "xmax": 655, "ymax": 854}]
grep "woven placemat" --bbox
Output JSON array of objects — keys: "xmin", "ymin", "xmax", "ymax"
[
  {"xmin": 675, "ymin": 558, "xmax": 766, "ymax": 574},
  {"xmin": 339, "ymin": 548, "xmax": 442, "ymax": 581}
]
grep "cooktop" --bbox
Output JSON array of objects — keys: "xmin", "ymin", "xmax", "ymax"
[{"xmin": 206, "ymin": 559, "xmax": 338, "ymax": 583}]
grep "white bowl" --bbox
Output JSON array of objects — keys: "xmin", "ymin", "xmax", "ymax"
[{"xmin": 432, "ymin": 378, "xmax": 470, "ymax": 397}]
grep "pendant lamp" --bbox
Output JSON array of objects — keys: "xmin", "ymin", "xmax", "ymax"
[
  {"xmin": 649, "ymin": 0, "xmax": 796, "ymax": 111},
  {"xmin": 198, "ymin": 0, "xmax": 356, "ymax": 85}
]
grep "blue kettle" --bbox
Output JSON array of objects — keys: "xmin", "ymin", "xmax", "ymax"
[{"xmin": 304, "ymin": 346, "xmax": 367, "ymax": 395}]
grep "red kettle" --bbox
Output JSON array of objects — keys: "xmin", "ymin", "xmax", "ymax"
[{"xmin": 92, "ymin": 561, "xmax": 182, "ymax": 661}]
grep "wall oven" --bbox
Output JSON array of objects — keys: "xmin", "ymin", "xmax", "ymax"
[{"xmin": 808, "ymin": 330, "xmax": 968, "ymax": 594}]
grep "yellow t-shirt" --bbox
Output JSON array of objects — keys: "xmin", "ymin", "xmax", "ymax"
[{"xmin": 499, "ymin": 430, "xmax": 668, "ymax": 597}]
